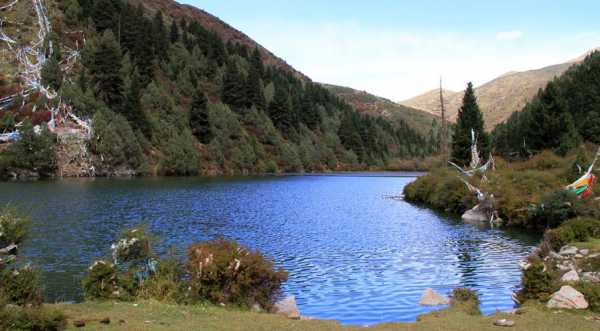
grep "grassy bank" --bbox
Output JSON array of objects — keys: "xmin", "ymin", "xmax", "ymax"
[
  {"xmin": 404, "ymin": 148, "xmax": 600, "ymax": 230},
  {"xmin": 51, "ymin": 300, "xmax": 599, "ymax": 331}
]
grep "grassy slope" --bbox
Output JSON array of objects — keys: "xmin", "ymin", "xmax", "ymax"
[
  {"xmin": 321, "ymin": 84, "xmax": 437, "ymax": 135},
  {"xmin": 52, "ymin": 301, "xmax": 599, "ymax": 331}
]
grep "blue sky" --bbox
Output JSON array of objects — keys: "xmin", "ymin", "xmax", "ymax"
[{"xmin": 181, "ymin": 0, "xmax": 600, "ymax": 100}]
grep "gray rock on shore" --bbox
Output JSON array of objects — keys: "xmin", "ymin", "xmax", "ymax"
[
  {"xmin": 418, "ymin": 288, "xmax": 450, "ymax": 306},
  {"xmin": 560, "ymin": 270, "xmax": 580, "ymax": 282},
  {"xmin": 547, "ymin": 286, "xmax": 588, "ymax": 310}
]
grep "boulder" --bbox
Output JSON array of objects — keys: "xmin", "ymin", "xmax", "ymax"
[
  {"xmin": 557, "ymin": 261, "xmax": 575, "ymax": 272},
  {"xmin": 547, "ymin": 286, "xmax": 588, "ymax": 310},
  {"xmin": 494, "ymin": 319, "xmax": 515, "ymax": 327},
  {"xmin": 561, "ymin": 270, "xmax": 580, "ymax": 282},
  {"xmin": 582, "ymin": 272, "xmax": 600, "ymax": 283},
  {"xmin": 580, "ymin": 249, "xmax": 590, "ymax": 256},
  {"xmin": 462, "ymin": 205, "xmax": 489, "ymax": 223},
  {"xmin": 418, "ymin": 288, "xmax": 450, "ymax": 306},
  {"xmin": 274, "ymin": 296, "xmax": 300, "ymax": 320},
  {"xmin": 559, "ymin": 246, "xmax": 578, "ymax": 256}
]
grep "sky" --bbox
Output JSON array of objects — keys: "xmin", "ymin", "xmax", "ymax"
[{"xmin": 180, "ymin": 0, "xmax": 600, "ymax": 101}]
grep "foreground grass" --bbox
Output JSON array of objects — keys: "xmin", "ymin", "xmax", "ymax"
[
  {"xmin": 50, "ymin": 301, "xmax": 599, "ymax": 331},
  {"xmin": 573, "ymin": 238, "xmax": 600, "ymax": 251}
]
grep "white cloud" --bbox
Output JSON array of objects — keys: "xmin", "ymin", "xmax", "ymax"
[
  {"xmin": 237, "ymin": 21, "xmax": 593, "ymax": 101},
  {"xmin": 496, "ymin": 30, "xmax": 523, "ymax": 41}
]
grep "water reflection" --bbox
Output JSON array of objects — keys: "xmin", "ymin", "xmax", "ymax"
[{"xmin": 0, "ymin": 175, "xmax": 539, "ymax": 325}]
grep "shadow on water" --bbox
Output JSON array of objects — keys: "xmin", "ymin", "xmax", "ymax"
[{"xmin": 0, "ymin": 174, "xmax": 539, "ymax": 325}]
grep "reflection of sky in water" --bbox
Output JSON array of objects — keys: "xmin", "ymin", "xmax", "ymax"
[{"xmin": 0, "ymin": 175, "xmax": 539, "ymax": 326}]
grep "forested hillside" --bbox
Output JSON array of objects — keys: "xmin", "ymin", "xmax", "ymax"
[
  {"xmin": 493, "ymin": 51, "xmax": 600, "ymax": 158},
  {"xmin": 0, "ymin": 0, "xmax": 432, "ymax": 178}
]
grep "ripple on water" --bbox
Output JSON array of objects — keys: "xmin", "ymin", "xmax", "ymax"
[{"xmin": 0, "ymin": 175, "xmax": 539, "ymax": 325}]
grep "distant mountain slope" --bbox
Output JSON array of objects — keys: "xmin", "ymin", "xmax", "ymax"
[
  {"xmin": 399, "ymin": 51, "xmax": 598, "ymax": 130},
  {"xmin": 322, "ymin": 84, "xmax": 437, "ymax": 135}
]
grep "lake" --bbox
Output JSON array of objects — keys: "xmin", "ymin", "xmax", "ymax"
[{"xmin": 0, "ymin": 174, "xmax": 539, "ymax": 326}]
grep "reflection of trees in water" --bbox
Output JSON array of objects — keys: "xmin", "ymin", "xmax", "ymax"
[{"xmin": 453, "ymin": 238, "xmax": 482, "ymax": 288}]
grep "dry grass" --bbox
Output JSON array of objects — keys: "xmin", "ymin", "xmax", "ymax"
[{"xmin": 50, "ymin": 301, "xmax": 600, "ymax": 331}]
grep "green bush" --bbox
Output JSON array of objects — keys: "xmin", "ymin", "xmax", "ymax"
[
  {"xmin": 0, "ymin": 303, "xmax": 66, "ymax": 331},
  {"xmin": 0, "ymin": 266, "xmax": 42, "ymax": 307},
  {"xmin": 82, "ymin": 260, "xmax": 119, "ymax": 300},
  {"xmin": 544, "ymin": 218, "xmax": 600, "ymax": 251},
  {"xmin": 5, "ymin": 121, "xmax": 57, "ymax": 176},
  {"xmin": 90, "ymin": 110, "xmax": 144, "ymax": 170},
  {"xmin": 187, "ymin": 239, "xmax": 288, "ymax": 310},
  {"xmin": 450, "ymin": 288, "xmax": 481, "ymax": 315},
  {"xmin": 403, "ymin": 170, "xmax": 472, "ymax": 214},
  {"xmin": 136, "ymin": 258, "xmax": 186, "ymax": 304},
  {"xmin": 518, "ymin": 262, "xmax": 558, "ymax": 302},
  {"xmin": 574, "ymin": 282, "xmax": 600, "ymax": 313},
  {"xmin": 529, "ymin": 190, "xmax": 580, "ymax": 229},
  {"xmin": 0, "ymin": 206, "xmax": 30, "ymax": 246}
]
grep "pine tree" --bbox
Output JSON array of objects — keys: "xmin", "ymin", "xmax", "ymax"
[
  {"xmin": 41, "ymin": 56, "xmax": 62, "ymax": 90},
  {"xmin": 268, "ymin": 86, "xmax": 293, "ymax": 134},
  {"xmin": 451, "ymin": 82, "xmax": 490, "ymax": 167},
  {"xmin": 246, "ymin": 62, "xmax": 265, "ymax": 110},
  {"xmin": 190, "ymin": 90, "xmax": 211, "ymax": 143},
  {"xmin": 64, "ymin": 0, "xmax": 82, "ymax": 27},
  {"xmin": 92, "ymin": 0, "xmax": 120, "ymax": 33},
  {"xmin": 170, "ymin": 20, "xmax": 180, "ymax": 44},
  {"xmin": 123, "ymin": 69, "xmax": 151, "ymax": 138},
  {"xmin": 152, "ymin": 11, "xmax": 168, "ymax": 61},
  {"xmin": 222, "ymin": 60, "xmax": 246, "ymax": 111},
  {"xmin": 91, "ymin": 30, "xmax": 124, "ymax": 110}
]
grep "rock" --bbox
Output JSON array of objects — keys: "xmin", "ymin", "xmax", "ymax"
[
  {"xmin": 580, "ymin": 249, "xmax": 590, "ymax": 256},
  {"xmin": 582, "ymin": 272, "xmax": 600, "ymax": 283},
  {"xmin": 100, "ymin": 317, "xmax": 110, "ymax": 324},
  {"xmin": 418, "ymin": 288, "xmax": 450, "ymax": 306},
  {"xmin": 575, "ymin": 254, "xmax": 584, "ymax": 259},
  {"xmin": 494, "ymin": 319, "xmax": 515, "ymax": 327},
  {"xmin": 549, "ymin": 251, "xmax": 562, "ymax": 260},
  {"xmin": 557, "ymin": 261, "xmax": 576, "ymax": 272},
  {"xmin": 251, "ymin": 303, "xmax": 263, "ymax": 313},
  {"xmin": 274, "ymin": 296, "xmax": 301, "ymax": 320},
  {"xmin": 561, "ymin": 270, "xmax": 580, "ymax": 282},
  {"xmin": 547, "ymin": 286, "xmax": 589, "ymax": 310},
  {"xmin": 462, "ymin": 206, "xmax": 489, "ymax": 223},
  {"xmin": 559, "ymin": 246, "xmax": 578, "ymax": 256},
  {"xmin": 519, "ymin": 262, "xmax": 532, "ymax": 271},
  {"xmin": 73, "ymin": 320, "xmax": 86, "ymax": 328},
  {"xmin": 589, "ymin": 253, "xmax": 600, "ymax": 258}
]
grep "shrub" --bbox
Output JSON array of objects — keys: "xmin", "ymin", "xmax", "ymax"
[
  {"xmin": 0, "ymin": 266, "xmax": 42, "ymax": 307},
  {"xmin": 187, "ymin": 239, "xmax": 288, "ymax": 310},
  {"xmin": 544, "ymin": 218, "xmax": 600, "ymax": 251},
  {"xmin": 529, "ymin": 190, "xmax": 580, "ymax": 229},
  {"xmin": 5, "ymin": 121, "xmax": 57, "ymax": 176},
  {"xmin": 90, "ymin": 110, "xmax": 144, "ymax": 170},
  {"xmin": 82, "ymin": 260, "xmax": 119, "ymax": 300},
  {"xmin": 0, "ymin": 304, "xmax": 66, "ymax": 331},
  {"xmin": 111, "ymin": 227, "xmax": 152, "ymax": 266},
  {"xmin": 574, "ymin": 282, "xmax": 600, "ymax": 313},
  {"xmin": 0, "ymin": 206, "xmax": 30, "ymax": 246},
  {"xmin": 136, "ymin": 258, "xmax": 186, "ymax": 304},
  {"xmin": 518, "ymin": 262, "xmax": 558, "ymax": 302},
  {"xmin": 450, "ymin": 288, "xmax": 481, "ymax": 315}
]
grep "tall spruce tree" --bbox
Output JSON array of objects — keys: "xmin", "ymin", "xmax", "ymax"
[
  {"xmin": 91, "ymin": 30, "xmax": 124, "ymax": 110},
  {"xmin": 92, "ymin": 0, "xmax": 120, "ymax": 33},
  {"xmin": 170, "ymin": 20, "xmax": 180, "ymax": 44},
  {"xmin": 451, "ymin": 82, "xmax": 490, "ymax": 167},
  {"xmin": 269, "ymin": 86, "xmax": 293, "ymax": 134},
  {"xmin": 152, "ymin": 11, "xmax": 168, "ymax": 61},
  {"xmin": 189, "ymin": 90, "xmax": 211, "ymax": 143},
  {"xmin": 222, "ymin": 60, "xmax": 246, "ymax": 111}
]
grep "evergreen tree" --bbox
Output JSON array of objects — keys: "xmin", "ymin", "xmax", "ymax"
[
  {"xmin": 170, "ymin": 20, "xmax": 180, "ymax": 44},
  {"xmin": 269, "ymin": 86, "xmax": 293, "ymax": 134},
  {"xmin": 222, "ymin": 60, "xmax": 246, "ymax": 111},
  {"xmin": 123, "ymin": 69, "xmax": 151, "ymax": 137},
  {"xmin": 451, "ymin": 82, "xmax": 490, "ymax": 167},
  {"xmin": 41, "ymin": 57, "xmax": 62, "ymax": 90},
  {"xmin": 90, "ymin": 30, "xmax": 124, "ymax": 110},
  {"xmin": 250, "ymin": 48, "xmax": 265, "ymax": 78},
  {"xmin": 92, "ymin": 0, "xmax": 120, "ymax": 33},
  {"xmin": 190, "ymin": 90, "xmax": 211, "ymax": 143},
  {"xmin": 152, "ymin": 11, "xmax": 169, "ymax": 61},
  {"xmin": 246, "ymin": 62, "xmax": 265, "ymax": 110},
  {"xmin": 64, "ymin": 0, "xmax": 82, "ymax": 27}
]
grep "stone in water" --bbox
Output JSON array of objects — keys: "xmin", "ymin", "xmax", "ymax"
[{"xmin": 418, "ymin": 288, "xmax": 450, "ymax": 306}]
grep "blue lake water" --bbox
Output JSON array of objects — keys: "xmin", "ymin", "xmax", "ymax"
[{"xmin": 0, "ymin": 174, "xmax": 539, "ymax": 326}]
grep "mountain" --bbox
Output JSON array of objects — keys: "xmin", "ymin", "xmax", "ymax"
[
  {"xmin": 322, "ymin": 84, "xmax": 438, "ymax": 135},
  {"xmin": 400, "ymin": 51, "xmax": 598, "ymax": 130},
  {"xmin": 0, "ymin": 0, "xmax": 434, "ymax": 178},
  {"xmin": 127, "ymin": 0, "xmax": 308, "ymax": 81}
]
